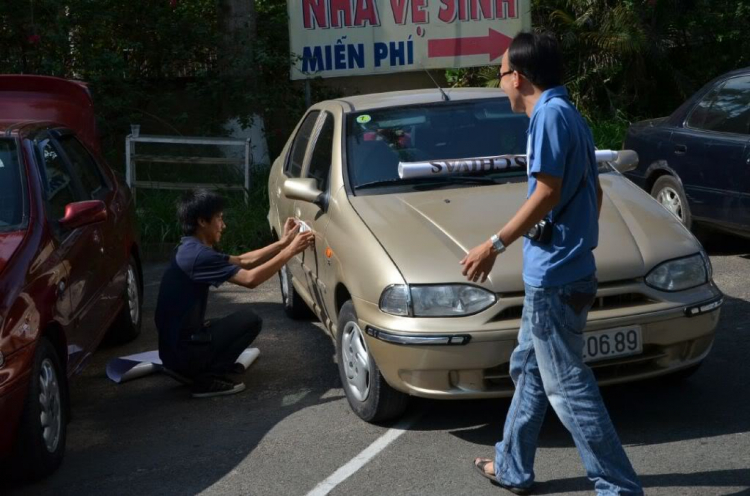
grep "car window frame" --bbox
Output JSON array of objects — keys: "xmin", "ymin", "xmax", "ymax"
[
  {"xmin": 284, "ymin": 110, "xmax": 322, "ymax": 178},
  {"xmin": 0, "ymin": 137, "xmax": 30, "ymax": 233},
  {"xmin": 684, "ymin": 74, "xmax": 750, "ymax": 137},
  {"xmin": 52, "ymin": 129, "xmax": 112, "ymax": 200},
  {"xmin": 33, "ymin": 131, "xmax": 90, "ymax": 240},
  {"xmin": 302, "ymin": 111, "xmax": 335, "ymax": 196}
]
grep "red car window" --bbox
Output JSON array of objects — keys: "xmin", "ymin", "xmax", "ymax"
[{"xmin": 38, "ymin": 140, "xmax": 78, "ymax": 222}]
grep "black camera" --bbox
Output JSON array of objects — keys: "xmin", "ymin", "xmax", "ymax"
[{"xmin": 524, "ymin": 218, "xmax": 554, "ymax": 244}]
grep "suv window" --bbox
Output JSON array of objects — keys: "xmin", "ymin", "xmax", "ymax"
[
  {"xmin": 58, "ymin": 135, "xmax": 108, "ymax": 199},
  {"xmin": 307, "ymin": 113, "xmax": 334, "ymax": 191},
  {"xmin": 38, "ymin": 140, "xmax": 79, "ymax": 222},
  {"xmin": 286, "ymin": 111, "xmax": 320, "ymax": 177},
  {"xmin": 687, "ymin": 75, "xmax": 750, "ymax": 135}
]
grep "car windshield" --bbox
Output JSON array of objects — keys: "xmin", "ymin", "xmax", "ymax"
[
  {"xmin": 346, "ymin": 99, "xmax": 530, "ymax": 193},
  {"xmin": 0, "ymin": 138, "xmax": 27, "ymax": 232}
]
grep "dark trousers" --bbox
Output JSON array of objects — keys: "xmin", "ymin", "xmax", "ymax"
[{"xmin": 171, "ymin": 308, "xmax": 262, "ymax": 379}]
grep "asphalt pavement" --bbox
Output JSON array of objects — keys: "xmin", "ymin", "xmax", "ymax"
[{"xmin": 7, "ymin": 233, "xmax": 750, "ymax": 496}]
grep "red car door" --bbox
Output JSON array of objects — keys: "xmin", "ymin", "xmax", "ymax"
[
  {"xmin": 35, "ymin": 135, "xmax": 107, "ymax": 373},
  {"xmin": 53, "ymin": 132, "xmax": 126, "ymax": 346}
]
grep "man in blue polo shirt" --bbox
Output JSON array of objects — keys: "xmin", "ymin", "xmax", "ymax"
[
  {"xmin": 155, "ymin": 189, "xmax": 314, "ymax": 398},
  {"xmin": 462, "ymin": 33, "xmax": 643, "ymax": 494}
]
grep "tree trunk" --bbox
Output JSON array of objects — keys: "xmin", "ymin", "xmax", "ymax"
[{"xmin": 217, "ymin": 0, "xmax": 256, "ymax": 116}]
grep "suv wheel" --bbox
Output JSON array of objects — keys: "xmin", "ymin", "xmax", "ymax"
[
  {"xmin": 337, "ymin": 301, "xmax": 408, "ymax": 423},
  {"xmin": 651, "ymin": 175, "xmax": 692, "ymax": 230},
  {"xmin": 108, "ymin": 255, "xmax": 143, "ymax": 344},
  {"xmin": 13, "ymin": 338, "xmax": 68, "ymax": 480},
  {"xmin": 279, "ymin": 264, "xmax": 311, "ymax": 319}
]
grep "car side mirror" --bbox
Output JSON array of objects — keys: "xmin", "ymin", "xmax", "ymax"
[
  {"xmin": 59, "ymin": 200, "xmax": 107, "ymax": 230},
  {"xmin": 613, "ymin": 150, "xmax": 639, "ymax": 174},
  {"xmin": 283, "ymin": 178, "xmax": 324, "ymax": 206}
]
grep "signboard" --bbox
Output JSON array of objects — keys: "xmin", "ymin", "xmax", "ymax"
[{"xmin": 288, "ymin": 0, "xmax": 531, "ymax": 80}]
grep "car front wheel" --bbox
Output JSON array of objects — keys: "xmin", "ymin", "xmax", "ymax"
[
  {"xmin": 651, "ymin": 175, "xmax": 692, "ymax": 230},
  {"xmin": 13, "ymin": 338, "xmax": 68, "ymax": 481},
  {"xmin": 337, "ymin": 301, "xmax": 407, "ymax": 423}
]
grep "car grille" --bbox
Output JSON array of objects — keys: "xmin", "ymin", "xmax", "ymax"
[{"xmin": 491, "ymin": 292, "xmax": 656, "ymax": 322}]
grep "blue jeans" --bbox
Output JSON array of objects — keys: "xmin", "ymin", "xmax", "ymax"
[{"xmin": 494, "ymin": 275, "xmax": 643, "ymax": 495}]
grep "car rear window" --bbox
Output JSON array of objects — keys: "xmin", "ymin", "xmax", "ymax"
[
  {"xmin": 346, "ymin": 99, "xmax": 530, "ymax": 191},
  {"xmin": 0, "ymin": 139, "xmax": 27, "ymax": 232}
]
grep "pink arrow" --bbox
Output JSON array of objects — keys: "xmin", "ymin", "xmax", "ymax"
[{"xmin": 428, "ymin": 28, "xmax": 512, "ymax": 62}]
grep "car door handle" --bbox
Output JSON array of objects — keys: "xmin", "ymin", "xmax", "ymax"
[{"xmin": 674, "ymin": 144, "xmax": 687, "ymax": 155}]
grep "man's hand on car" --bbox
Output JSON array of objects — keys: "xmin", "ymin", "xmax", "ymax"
[
  {"xmin": 281, "ymin": 218, "xmax": 301, "ymax": 246},
  {"xmin": 460, "ymin": 240, "xmax": 497, "ymax": 283},
  {"xmin": 286, "ymin": 230, "xmax": 315, "ymax": 256}
]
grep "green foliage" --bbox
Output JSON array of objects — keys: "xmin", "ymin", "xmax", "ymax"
[
  {"xmin": 587, "ymin": 114, "xmax": 630, "ymax": 151},
  {"xmin": 447, "ymin": 0, "xmax": 750, "ymax": 123},
  {"xmin": 0, "ymin": 0, "xmax": 335, "ymax": 251},
  {"xmin": 135, "ymin": 169, "xmax": 273, "ymax": 253}
]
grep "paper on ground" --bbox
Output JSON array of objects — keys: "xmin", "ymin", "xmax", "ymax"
[
  {"xmin": 398, "ymin": 150, "xmax": 620, "ymax": 179},
  {"xmin": 106, "ymin": 348, "xmax": 260, "ymax": 384},
  {"xmin": 235, "ymin": 347, "xmax": 260, "ymax": 370}
]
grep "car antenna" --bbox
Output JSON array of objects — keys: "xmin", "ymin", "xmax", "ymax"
[{"xmin": 425, "ymin": 69, "xmax": 450, "ymax": 101}]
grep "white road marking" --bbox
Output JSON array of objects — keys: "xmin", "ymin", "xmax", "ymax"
[
  {"xmin": 305, "ymin": 414, "xmax": 420, "ymax": 496},
  {"xmin": 282, "ymin": 389, "xmax": 310, "ymax": 406}
]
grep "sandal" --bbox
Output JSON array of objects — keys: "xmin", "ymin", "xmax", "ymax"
[{"xmin": 472, "ymin": 458, "xmax": 532, "ymax": 495}]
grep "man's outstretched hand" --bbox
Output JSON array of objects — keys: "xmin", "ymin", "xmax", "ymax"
[
  {"xmin": 287, "ymin": 231, "xmax": 315, "ymax": 256},
  {"xmin": 281, "ymin": 218, "xmax": 300, "ymax": 246},
  {"xmin": 460, "ymin": 241, "xmax": 497, "ymax": 283}
]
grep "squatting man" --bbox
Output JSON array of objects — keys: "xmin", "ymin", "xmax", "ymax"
[{"xmin": 155, "ymin": 189, "xmax": 314, "ymax": 398}]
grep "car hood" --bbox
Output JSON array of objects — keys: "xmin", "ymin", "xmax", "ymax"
[
  {"xmin": 349, "ymin": 174, "xmax": 702, "ymax": 293},
  {"xmin": 0, "ymin": 230, "xmax": 26, "ymax": 277}
]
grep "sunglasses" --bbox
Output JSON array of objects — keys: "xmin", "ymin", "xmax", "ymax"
[{"xmin": 498, "ymin": 69, "xmax": 514, "ymax": 80}]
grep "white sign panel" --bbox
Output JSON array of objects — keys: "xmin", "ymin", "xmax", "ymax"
[{"xmin": 288, "ymin": 0, "xmax": 532, "ymax": 80}]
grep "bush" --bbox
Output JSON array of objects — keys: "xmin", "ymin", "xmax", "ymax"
[{"xmin": 135, "ymin": 169, "xmax": 273, "ymax": 254}]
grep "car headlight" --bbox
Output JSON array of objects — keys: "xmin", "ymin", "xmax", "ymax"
[
  {"xmin": 380, "ymin": 284, "xmax": 496, "ymax": 317},
  {"xmin": 645, "ymin": 253, "xmax": 708, "ymax": 292}
]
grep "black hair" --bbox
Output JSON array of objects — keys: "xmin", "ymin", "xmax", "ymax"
[
  {"xmin": 507, "ymin": 32, "xmax": 564, "ymax": 90},
  {"xmin": 177, "ymin": 189, "xmax": 225, "ymax": 236}
]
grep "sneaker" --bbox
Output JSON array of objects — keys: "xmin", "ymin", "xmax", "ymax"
[{"xmin": 191, "ymin": 375, "xmax": 246, "ymax": 398}]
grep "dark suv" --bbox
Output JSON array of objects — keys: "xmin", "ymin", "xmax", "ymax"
[{"xmin": 0, "ymin": 75, "xmax": 143, "ymax": 480}]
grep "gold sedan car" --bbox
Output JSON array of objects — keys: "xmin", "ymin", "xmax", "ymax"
[{"xmin": 267, "ymin": 88, "xmax": 723, "ymax": 422}]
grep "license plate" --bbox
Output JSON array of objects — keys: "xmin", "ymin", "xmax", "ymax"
[{"xmin": 583, "ymin": 326, "xmax": 643, "ymax": 363}]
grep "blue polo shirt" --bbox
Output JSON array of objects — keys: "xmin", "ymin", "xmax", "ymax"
[{"xmin": 523, "ymin": 86, "xmax": 599, "ymax": 287}]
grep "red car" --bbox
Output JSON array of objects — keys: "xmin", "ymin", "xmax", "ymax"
[{"xmin": 0, "ymin": 76, "xmax": 143, "ymax": 479}]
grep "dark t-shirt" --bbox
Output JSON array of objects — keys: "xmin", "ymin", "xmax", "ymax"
[{"xmin": 154, "ymin": 237, "xmax": 240, "ymax": 366}]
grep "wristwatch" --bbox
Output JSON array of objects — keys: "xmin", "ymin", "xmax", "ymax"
[{"xmin": 490, "ymin": 234, "xmax": 506, "ymax": 254}]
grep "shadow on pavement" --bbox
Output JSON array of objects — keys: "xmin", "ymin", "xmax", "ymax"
[
  {"xmin": 528, "ymin": 468, "xmax": 750, "ymax": 494},
  {"xmin": 7, "ymin": 280, "xmax": 343, "ymax": 495},
  {"xmin": 697, "ymin": 229, "xmax": 750, "ymax": 257},
  {"xmin": 407, "ymin": 293, "xmax": 750, "ymax": 491}
]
